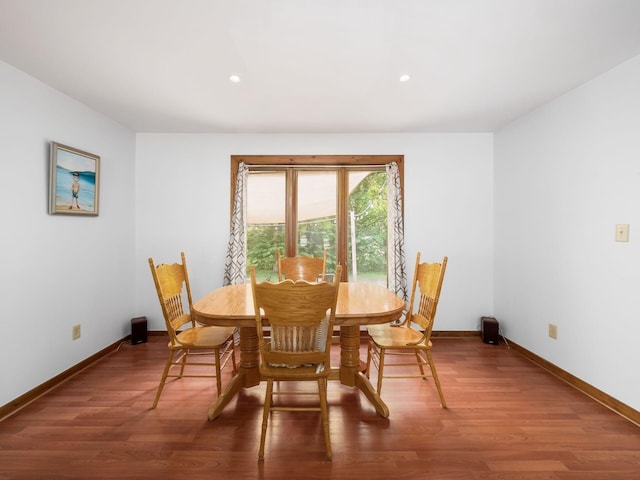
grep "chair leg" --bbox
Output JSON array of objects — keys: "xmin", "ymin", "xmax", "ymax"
[
  {"xmin": 230, "ymin": 343, "xmax": 237, "ymax": 375},
  {"xmin": 152, "ymin": 349, "xmax": 177, "ymax": 408},
  {"xmin": 414, "ymin": 349, "xmax": 427, "ymax": 377},
  {"xmin": 376, "ymin": 347, "xmax": 386, "ymax": 395},
  {"xmin": 426, "ymin": 350, "xmax": 446, "ymax": 408},
  {"xmin": 178, "ymin": 349, "xmax": 189, "ymax": 377},
  {"xmin": 318, "ymin": 377, "xmax": 332, "ymax": 460},
  {"xmin": 214, "ymin": 348, "xmax": 222, "ymax": 396},
  {"xmin": 365, "ymin": 339, "xmax": 372, "ymax": 379},
  {"xmin": 258, "ymin": 378, "xmax": 274, "ymax": 460}
]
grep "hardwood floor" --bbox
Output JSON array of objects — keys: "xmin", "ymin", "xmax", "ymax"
[{"xmin": 1, "ymin": 335, "xmax": 638, "ymax": 479}]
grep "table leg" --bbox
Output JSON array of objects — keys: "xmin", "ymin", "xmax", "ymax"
[
  {"xmin": 207, "ymin": 371, "xmax": 243, "ymax": 420},
  {"xmin": 208, "ymin": 326, "xmax": 260, "ymax": 420},
  {"xmin": 339, "ymin": 325, "xmax": 389, "ymax": 418}
]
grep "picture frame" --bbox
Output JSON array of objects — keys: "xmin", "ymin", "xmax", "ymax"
[{"xmin": 49, "ymin": 142, "xmax": 100, "ymax": 216}]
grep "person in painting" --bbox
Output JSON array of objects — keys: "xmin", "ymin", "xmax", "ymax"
[{"xmin": 70, "ymin": 172, "xmax": 81, "ymax": 209}]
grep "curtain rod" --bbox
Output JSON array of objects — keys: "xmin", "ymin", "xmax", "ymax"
[{"xmin": 246, "ymin": 164, "xmax": 387, "ymax": 170}]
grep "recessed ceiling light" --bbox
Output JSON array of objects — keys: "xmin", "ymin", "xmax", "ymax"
[
  {"xmin": 229, "ymin": 75, "xmax": 241, "ymax": 83},
  {"xmin": 399, "ymin": 74, "xmax": 411, "ymax": 82}
]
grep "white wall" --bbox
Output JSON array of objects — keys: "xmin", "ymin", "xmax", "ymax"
[
  {"xmin": 0, "ymin": 61, "xmax": 137, "ymax": 407},
  {"xmin": 135, "ymin": 133, "xmax": 494, "ymax": 334},
  {"xmin": 494, "ymin": 55, "xmax": 640, "ymax": 410},
  {"xmin": 5, "ymin": 42, "xmax": 638, "ymax": 417}
]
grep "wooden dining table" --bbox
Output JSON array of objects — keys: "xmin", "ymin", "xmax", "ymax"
[{"xmin": 192, "ymin": 282, "xmax": 406, "ymax": 421}]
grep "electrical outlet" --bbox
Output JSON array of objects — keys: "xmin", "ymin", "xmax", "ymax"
[
  {"xmin": 548, "ymin": 323, "xmax": 558, "ymax": 340},
  {"xmin": 72, "ymin": 324, "xmax": 81, "ymax": 340}
]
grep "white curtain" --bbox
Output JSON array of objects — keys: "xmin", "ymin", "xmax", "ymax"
[
  {"xmin": 223, "ymin": 162, "xmax": 248, "ymax": 286},
  {"xmin": 386, "ymin": 162, "xmax": 408, "ymax": 306}
]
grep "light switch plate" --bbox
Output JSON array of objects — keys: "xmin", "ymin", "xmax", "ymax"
[{"xmin": 616, "ymin": 224, "xmax": 629, "ymax": 242}]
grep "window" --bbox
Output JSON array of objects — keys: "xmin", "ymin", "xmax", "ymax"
[{"xmin": 230, "ymin": 155, "xmax": 404, "ymax": 286}]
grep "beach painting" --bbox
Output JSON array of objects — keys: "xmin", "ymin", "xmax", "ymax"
[{"xmin": 49, "ymin": 142, "xmax": 100, "ymax": 216}]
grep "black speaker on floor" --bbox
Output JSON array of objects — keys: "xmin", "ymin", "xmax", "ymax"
[
  {"xmin": 131, "ymin": 316, "xmax": 148, "ymax": 345},
  {"xmin": 481, "ymin": 316, "xmax": 499, "ymax": 345}
]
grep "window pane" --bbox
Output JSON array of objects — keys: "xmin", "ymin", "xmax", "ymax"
[
  {"xmin": 297, "ymin": 171, "xmax": 337, "ymax": 275},
  {"xmin": 246, "ymin": 171, "xmax": 285, "ymax": 281},
  {"xmin": 244, "ymin": 166, "xmax": 390, "ymax": 285},
  {"xmin": 347, "ymin": 171, "xmax": 387, "ymax": 285}
]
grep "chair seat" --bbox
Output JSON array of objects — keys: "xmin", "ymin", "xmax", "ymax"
[
  {"xmin": 171, "ymin": 326, "xmax": 236, "ymax": 349},
  {"xmin": 260, "ymin": 362, "xmax": 329, "ymax": 379},
  {"xmin": 368, "ymin": 325, "xmax": 432, "ymax": 349}
]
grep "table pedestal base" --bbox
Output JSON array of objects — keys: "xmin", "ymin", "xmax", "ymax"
[
  {"xmin": 208, "ymin": 326, "xmax": 259, "ymax": 420},
  {"xmin": 339, "ymin": 325, "xmax": 389, "ymax": 417},
  {"xmin": 207, "ymin": 325, "xmax": 389, "ymax": 420}
]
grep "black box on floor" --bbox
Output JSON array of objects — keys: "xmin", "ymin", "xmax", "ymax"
[
  {"xmin": 131, "ymin": 316, "xmax": 148, "ymax": 345},
  {"xmin": 481, "ymin": 316, "xmax": 499, "ymax": 344}
]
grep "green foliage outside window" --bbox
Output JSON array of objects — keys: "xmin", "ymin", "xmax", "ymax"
[
  {"xmin": 347, "ymin": 172, "xmax": 387, "ymax": 273},
  {"xmin": 246, "ymin": 171, "xmax": 387, "ymax": 280}
]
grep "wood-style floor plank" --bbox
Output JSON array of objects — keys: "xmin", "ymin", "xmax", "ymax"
[{"xmin": 0, "ymin": 336, "xmax": 638, "ymax": 480}]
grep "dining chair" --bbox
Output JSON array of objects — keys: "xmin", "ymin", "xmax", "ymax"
[
  {"xmin": 276, "ymin": 248, "xmax": 327, "ymax": 282},
  {"xmin": 366, "ymin": 252, "xmax": 448, "ymax": 407},
  {"xmin": 276, "ymin": 249, "xmax": 338, "ymax": 343},
  {"xmin": 250, "ymin": 263, "xmax": 342, "ymax": 460},
  {"xmin": 148, "ymin": 252, "xmax": 236, "ymax": 408}
]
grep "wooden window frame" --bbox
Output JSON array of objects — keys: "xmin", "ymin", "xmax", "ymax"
[{"xmin": 230, "ymin": 155, "xmax": 404, "ymax": 279}]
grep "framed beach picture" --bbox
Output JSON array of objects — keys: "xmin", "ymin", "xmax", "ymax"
[{"xmin": 49, "ymin": 142, "xmax": 100, "ymax": 216}]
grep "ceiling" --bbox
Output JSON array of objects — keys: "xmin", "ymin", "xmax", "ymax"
[{"xmin": 1, "ymin": 0, "xmax": 639, "ymax": 134}]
